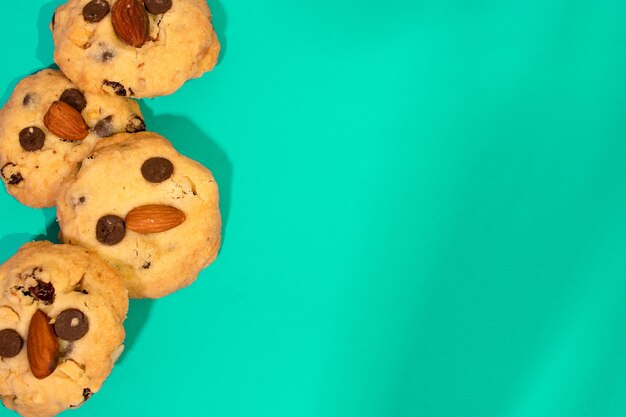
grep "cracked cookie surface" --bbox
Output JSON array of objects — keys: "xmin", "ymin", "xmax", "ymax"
[
  {"xmin": 52, "ymin": 0, "xmax": 220, "ymax": 98},
  {"xmin": 0, "ymin": 69, "xmax": 145, "ymax": 208},
  {"xmin": 0, "ymin": 241, "xmax": 128, "ymax": 417},
  {"xmin": 56, "ymin": 131, "xmax": 221, "ymax": 298}
]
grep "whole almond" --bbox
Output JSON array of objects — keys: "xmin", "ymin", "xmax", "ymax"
[
  {"xmin": 27, "ymin": 309, "xmax": 59, "ymax": 379},
  {"xmin": 43, "ymin": 101, "xmax": 89, "ymax": 141},
  {"xmin": 112, "ymin": 0, "xmax": 150, "ymax": 48},
  {"xmin": 125, "ymin": 204, "xmax": 186, "ymax": 234}
]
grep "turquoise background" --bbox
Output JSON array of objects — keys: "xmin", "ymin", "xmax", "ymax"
[{"xmin": 1, "ymin": 0, "xmax": 626, "ymax": 416}]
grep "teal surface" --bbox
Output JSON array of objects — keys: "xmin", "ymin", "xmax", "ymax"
[{"xmin": 1, "ymin": 0, "xmax": 626, "ymax": 416}]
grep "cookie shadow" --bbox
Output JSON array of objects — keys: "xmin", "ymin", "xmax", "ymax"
[
  {"xmin": 209, "ymin": 0, "xmax": 227, "ymax": 65},
  {"xmin": 37, "ymin": 0, "xmax": 63, "ymax": 66},
  {"xmin": 138, "ymin": 103, "xmax": 233, "ymax": 246},
  {"xmin": 35, "ymin": 207, "xmax": 61, "ymax": 243},
  {"xmin": 0, "ymin": 233, "xmax": 35, "ymax": 264},
  {"xmin": 118, "ymin": 298, "xmax": 154, "ymax": 363}
]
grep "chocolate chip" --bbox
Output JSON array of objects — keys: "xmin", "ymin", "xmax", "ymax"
[
  {"xmin": 126, "ymin": 115, "xmax": 146, "ymax": 133},
  {"xmin": 29, "ymin": 280, "xmax": 55, "ymax": 305},
  {"xmin": 83, "ymin": 388, "xmax": 93, "ymax": 401},
  {"xmin": 51, "ymin": 12, "xmax": 56, "ymax": 29},
  {"xmin": 142, "ymin": 261, "xmax": 151, "ymax": 269},
  {"xmin": 0, "ymin": 329, "xmax": 23, "ymax": 358},
  {"xmin": 102, "ymin": 80, "xmax": 127, "ymax": 96},
  {"xmin": 8, "ymin": 174, "xmax": 22, "ymax": 185},
  {"xmin": 100, "ymin": 50, "xmax": 115, "ymax": 62},
  {"xmin": 144, "ymin": 0, "xmax": 172, "ymax": 14},
  {"xmin": 54, "ymin": 309, "xmax": 89, "ymax": 341},
  {"xmin": 79, "ymin": 196, "xmax": 86, "ymax": 204},
  {"xmin": 59, "ymin": 89, "xmax": 87, "ymax": 112},
  {"xmin": 94, "ymin": 115, "xmax": 114, "ymax": 137},
  {"xmin": 83, "ymin": 0, "xmax": 110, "ymax": 23},
  {"xmin": 19, "ymin": 127, "xmax": 45, "ymax": 152},
  {"xmin": 141, "ymin": 157, "xmax": 173, "ymax": 183},
  {"xmin": 22, "ymin": 94, "xmax": 33, "ymax": 106},
  {"xmin": 1, "ymin": 163, "xmax": 23, "ymax": 185},
  {"xmin": 96, "ymin": 215, "xmax": 125, "ymax": 245}
]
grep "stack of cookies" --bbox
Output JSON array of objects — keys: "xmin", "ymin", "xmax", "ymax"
[{"xmin": 0, "ymin": 1, "xmax": 221, "ymax": 416}]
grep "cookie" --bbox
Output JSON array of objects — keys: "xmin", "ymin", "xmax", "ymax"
[
  {"xmin": 52, "ymin": 0, "xmax": 220, "ymax": 98},
  {"xmin": 0, "ymin": 69, "xmax": 145, "ymax": 208},
  {"xmin": 56, "ymin": 131, "xmax": 221, "ymax": 298},
  {"xmin": 0, "ymin": 241, "xmax": 128, "ymax": 417}
]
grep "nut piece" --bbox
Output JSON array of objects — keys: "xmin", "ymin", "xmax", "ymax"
[
  {"xmin": 43, "ymin": 101, "xmax": 89, "ymax": 141},
  {"xmin": 125, "ymin": 204, "xmax": 186, "ymax": 234},
  {"xmin": 27, "ymin": 310, "xmax": 59, "ymax": 379},
  {"xmin": 111, "ymin": 0, "xmax": 150, "ymax": 48}
]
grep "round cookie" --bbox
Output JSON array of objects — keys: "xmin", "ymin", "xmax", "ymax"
[
  {"xmin": 0, "ymin": 241, "xmax": 128, "ymax": 417},
  {"xmin": 52, "ymin": 0, "xmax": 220, "ymax": 98},
  {"xmin": 56, "ymin": 131, "xmax": 221, "ymax": 298},
  {"xmin": 0, "ymin": 69, "xmax": 145, "ymax": 208}
]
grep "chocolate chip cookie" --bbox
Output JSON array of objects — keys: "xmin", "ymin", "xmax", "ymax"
[
  {"xmin": 0, "ymin": 241, "xmax": 128, "ymax": 417},
  {"xmin": 0, "ymin": 69, "xmax": 145, "ymax": 208},
  {"xmin": 56, "ymin": 131, "xmax": 221, "ymax": 298},
  {"xmin": 52, "ymin": 0, "xmax": 220, "ymax": 98}
]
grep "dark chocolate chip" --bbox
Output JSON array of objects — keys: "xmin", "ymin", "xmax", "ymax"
[
  {"xmin": 144, "ymin": 0, "xmax": 172, "ymax": 14},
  {"xmin": 83, "ymin": 0, "xmax": 110, "ymax": 23},
  {"xmin": 96, "ymin": 215, "xmax": 126, "ymax": 245},
  {"xmin": 102, "ymin": 80, "xmax": 127, "ymax": 96},
  {"xmin": 94, "ymin": 115, "xmax": 114, "ymax": 137},
  {"xmin": 0, "ymin": 329, "xmax": 23, "ymax": 358},
  {"xmin": 128, "ymin": 87, "xmax": 135, "ymax": 97},
  {"xmin": 142, "ymin": 261, "xmax": 151, "ymax": 269},
  {"xmin": 59, "ymin": 89, "xmax": 87, "ymax": 112},
  {"xmin": 79, "ymin": 196, "xmax": 86, "ymax": 204},
  {"xmin": 22, "ymin": 94, "xmax": 33, "ymax": 106},
  {"xmin": 51, "ymin": 12, "xmax": 56, "ymax": 29},
  {"xmin": 28, "ymin": 280, "xmax": 55, "ymax": 305},
  {"xmin": 1, "ymin": 163, "xmax": 23, "ymax": 185},
  {"xmin": 8, "ymin": 174, "xmax": 23, "ymax": 185},
  {"xmin": 95, "ymin": 42, "xmax": 115, "ymax": 62},
  {"xmin": 83, "ymin": 388, "xmax": 93, "ymax": 401},
  {"xmin": 126, "ymin": 115, "xmax": 146, "ymax": 133},
  {"xmin": 100, "ymin": 50, "xmax": 115, "ymax": 62},
  {"xmin": 54, "ymin": 309, "xmax": 89, "ymax": 341},
  {"xmin": 141, "ymin": 157, "xmax": 173, "ymax": 183},
  {"xmin": 19, "ymin": 127, "xmax": 45, "ymax": 152}
]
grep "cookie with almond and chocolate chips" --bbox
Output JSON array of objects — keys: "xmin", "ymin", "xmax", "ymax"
[
  {"xmin": 56, "ymin": 131, "xmax": 221, "ymax": 298},
  {"xmin": 0, "ymin": 241, "xmax": 128, "ymax": 417},
  {"xmin": 0, "ymin": 69, "xmax": 146, "ymax": 207},
  {"xmin": 51, "ymin": 0, "xmax": 220, "ymax": 98}
]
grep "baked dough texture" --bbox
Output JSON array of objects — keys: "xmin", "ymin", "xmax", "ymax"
[
  {"xmin": 52, "ymin": 0, "xmax": 220, "ymax": 98},
  {"xmin": 56, "ymin": 131, "xmax": 221, "ymax": 298},
  {"xmin": 0, "ymin": 69, "xmax": 144, "ymax": 207},
  {"xmin": 0, "ymin": 241, "xmax": 128, "ymax": 417}
]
